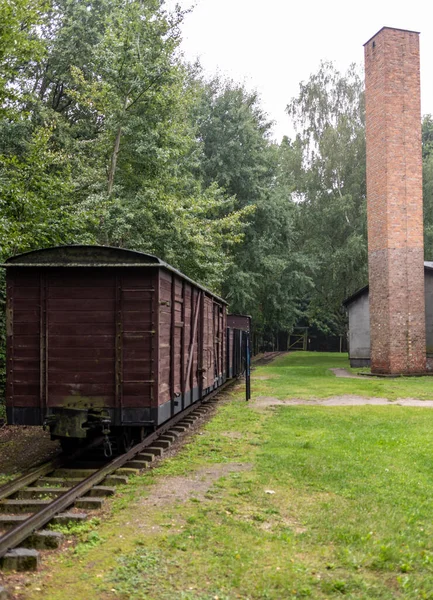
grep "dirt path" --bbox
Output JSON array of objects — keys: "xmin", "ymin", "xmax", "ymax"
[
  {"xmin": 330, "ymin": 367, "xmax": 365, "ymax": 379},
  {"xmin": 141, "ymin": 462, "xmax": 252, "ymax": 508}
]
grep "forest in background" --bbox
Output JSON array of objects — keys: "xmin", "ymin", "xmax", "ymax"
[{"xmin": 1, "ymin": 0, "xmax": 433, "ymax": 409}]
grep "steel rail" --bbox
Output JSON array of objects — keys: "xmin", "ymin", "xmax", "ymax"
[
  {"xmin": 0, "ymin": 458, "xmax": 64, "ymax": 502},
  {"xmin": 0, "ymin": 383, "xmax": 230, "ymax": 559},
  {"xmin": 0, "ymin": 436, "xmax": 105, "ymax": 502}
]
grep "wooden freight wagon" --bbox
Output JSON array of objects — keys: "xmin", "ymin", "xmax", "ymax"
[
  {"xmin": 3, "ymin": 246, "xmax": 227, "ymax": 446},
  {"xmin": 226, "ymin": 314, "xmax": 251, "ymax": 378}
]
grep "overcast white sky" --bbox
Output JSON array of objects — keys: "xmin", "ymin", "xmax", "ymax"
[{"xmin": 166, "ymin": 0, "xmax": 433, "ymax": 141}]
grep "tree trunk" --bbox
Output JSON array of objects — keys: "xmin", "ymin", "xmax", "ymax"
[{"xmin": 107, "ymin": 126, "xmax": 122, "ymax": 196}]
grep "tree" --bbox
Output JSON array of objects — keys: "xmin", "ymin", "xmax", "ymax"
[
  {"xmin": 189, "ymin": 78, "xmax": 314, "ymax": 337},
  {"xmin": 0, "ymin": 0, "xmax": 47, "ymax": 110},
  {"xmin": 192, "ymin": 78, "xmax": 274, "ymax": 208},
  {"xmin": 423, "ymin": 115, "xmax": 433, "ymax": 255},
  {"xmin": 287, "ymin": 62, "xmax": 367, "ymax": 334},
  {"xmin": 222, "ymin": 138, "xmax": 314, "ymax": 339}
]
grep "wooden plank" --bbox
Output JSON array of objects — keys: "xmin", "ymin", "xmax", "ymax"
[
  {"xmin": 120, "ymin": 272, "xmax": 155, "ymax": 413},
  {"xmin": 179, "ymin": 279, "xmax": 186, "ymax": 410},
  {"xmin": 13, "ymin": 322, "xmax": 40, "ymax": 335},
  {"xmin": 123, "ymin": 347, "xmax": 152, "ymax": 370},
  {"xmin": 199, "ymin": 292, "xmax": 205, "ymax": 394},
  {"xmin": 9, "ymin": 395, "xmax": 43, "ymax": 407},
  {"xmin": 115, "ymin": 273, "xmax": 122, "ymax": 420},
  {"xmin": 47, "ymin": 395, "xmax": 113, "ymax": 406},
  {"xmin": 121, "ymin": 359, "xmax": 152, "ymax": 370},
  {"xmin": 12, "ymin": 288, "xmax": 40, "ymax": 302},
  {"xmin": 47, "ymin": 372, "xmax": 114, "ymax": 384},
  {"xmin": 121, "ymin": 396, "xmax": 151, "ymax": 408},
  {"xmin": 47, "ymin": 271, "xmax": 115, "ymax": 287},
  {"xmin": 13, "ymin": 298, "xmax": 41, "ymax": 308},
  {"xmin": 47, "ymin": 287, "xmax": 114, "ymax": 299},
  {"xmin": 118, "ymin": 272, "xmax": 154, "ymax": 286},
  {"xmin": 12, "ymin": 347, "xmax": 40, "ymax": 360},
  {"xmin": 122, "ymin": 337, "xmax": 152, "ymax": 352},
  {"xmin": 12, "ymin": 371, "xmax": 39, "ymax": 384},
  {"xmin": 11, "ymin": 273, "xmax": 40, "ymax": 286},
  {"xmin": 13, "ymin": 383, "xmax": 40, "ymax": 396},
  {"xmin": 170, "ymin": 274, "xmax": 175, "ymax": 416},
  {"xmin": 122, "ymin": 371, "xmax": 153, "ymax": 383},
  {"xmin": 123, "ymin": 348, "xmax": 151, "ymax": 360},
  {"xmin": 182, "ymin": 284, "xmax": 190, "ymax": 395},
  {"xmin": 14, "ymin": 310, "xmax": 39, "ymax": 323},
  {"xmin": 158, "ymin": 273, "xmax": 172, "ymax": 408},
  {"xmin": 174, "ymin": 328, "xmax": 182, "ymax": 395},
  {"xmin": 122, "ymin": 383, "xmax": 151, "ymax": 396},
  {"xmin": 192, "ymin": 289, "xmax": 199, "ymax": 390},
  {"xmin": 48, "ymin": 348, "xmax": 115, "ymax": 360},
  {"xmin": 152, "ymin": 271, "xmax": 159, "ymax": 410},
  {"xmin": 123, "ymin": 311, "xmax": 151, "ymax": 331},
  {"xmin": 183, "ymin": 290, "xmax": 202, "ymax": 395},
  {"xmin": 48, "ymin": 358, "xmax": 114, "ymax": 372},
  {"xmin": 13, "ymin": 361, "xmax": 42, "ymax": 371},
  {"xmin": 49, "ymin": 335, "xmax": 115, "ymax": 348},
  {"xmin": 48, "ymin": 322, "xmax": 115, "ymax": 336},
  {"xmin": 48, "ymin": 310, "xmax": 114, "ymax": 323},
  {"xmin": 47, "ymin": 299, "xmax": 116, "ymax": 311},
  {"xmin": 14, "ymin": 336, "xmax": 40, "ymax": 348},
  {"xmin": 122, "ymin": 298, "xmax": 153, "ymax": 311},
  {"xmin": 47, "ymin": 383, "xmax": 115, "ymax": 395},
  {"xmin": 223, "ymin": 308, "xmax": 227, "ymax": 376}
]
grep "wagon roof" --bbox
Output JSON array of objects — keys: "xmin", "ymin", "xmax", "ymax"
[
  {"xmin": 2, "ymin": 245, "xmax": 228, "ymax": 304},
  {"xmin": 3, "ymin": 245, "xmax": 163, "ymax": 266}
]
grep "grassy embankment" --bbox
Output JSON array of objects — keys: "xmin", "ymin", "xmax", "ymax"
[{"xmin": 18, "ymin": 352, "xmax": 433, "ymax": 599}]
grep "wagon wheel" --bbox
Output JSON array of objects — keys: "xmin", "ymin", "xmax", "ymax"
[
  {"xmin": 116, "ymin": 428, "xmax": 135, "ymax": 454},
  {"xmin": 59, "ymin": 437, "xmax": 83, "ymax": 454},
  {"xmin": 133, "ymin": 426, "xmax": 146, "ymax": 443}
]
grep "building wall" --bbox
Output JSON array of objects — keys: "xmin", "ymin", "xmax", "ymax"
[
  {"xmin": 347, "ymin": 270, "xmax": 433, "ymax": 367},
  {"xmin": 425, "ymin": 271, "xmax": 433, "ymax": 356},
  {"xmin": 364, "ymin": 27, "xmax": 426, "ymax": 373},
  {"xmin": 347, "ymin": 293, "xmax": 371, "ymax": 367}
]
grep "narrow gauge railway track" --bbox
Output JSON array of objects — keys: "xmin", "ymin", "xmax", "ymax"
[
  {"xmin": 252, "ymin": 351, "xmax": 285, "ymax": 365},
  {"xmin": 0, "ymin": 386, "xmax": 228, "ymax": 572},
  {"xmin": 0, "ymin": 435, "xmax": 106, "ymax": 504}
]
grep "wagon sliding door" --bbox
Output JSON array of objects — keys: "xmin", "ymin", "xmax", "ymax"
[
  {"xmin": 182, "ymin": 285, "xmax": 201, "ymax": 409},
  {"xmin": 213, "ymin": 301, "xmax": 225, "ymax": 385},
  {"xmin": 158, "ymin": 271, "xmax": 189, "ymax": 421},
  {"xmin": 202, "ymin": 295, "xmax": 215, "ymax": 393},
  {"xmin": 119, "ymin": 271, "xmax": 155, "ymax": 425}
]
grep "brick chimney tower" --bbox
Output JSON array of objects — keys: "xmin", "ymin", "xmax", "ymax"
[{"xmin": 364, "ymin": 27, "xmax": 426, "ymax": 374}]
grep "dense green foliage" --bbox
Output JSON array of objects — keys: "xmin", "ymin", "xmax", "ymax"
[
  {"xmin": 1, "ymin": 1, "xmax": 433, "ymax": 409},
  {"xmin": 287, "ymin": 63, "xmax": 368, "ymax": 334},
  {"xmin": 423, "ymin": 115, "xmax": 433, "ymax": 253}
]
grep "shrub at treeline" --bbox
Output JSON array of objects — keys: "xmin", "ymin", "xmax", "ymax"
[{"xmin": 1, "ymin": 0, "xmax": 433, "ymax": 406}]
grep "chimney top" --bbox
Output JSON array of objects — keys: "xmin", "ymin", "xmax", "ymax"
[{"xmin": 364, "ymin": 26, "xmax": 420, "ymax": 47}]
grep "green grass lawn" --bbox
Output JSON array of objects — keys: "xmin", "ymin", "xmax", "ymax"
[
  {"xmin": 19, "ymin": 352, "xmax": 433, "ymax": 599},
  {"xmin": 251, "ymin": 351, "xmax": 433, "ymax": 400}
]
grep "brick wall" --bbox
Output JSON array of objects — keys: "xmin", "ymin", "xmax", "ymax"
[{"xmin": 364, "ymin": 27, "xmax": 426, "ymax": 373}]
